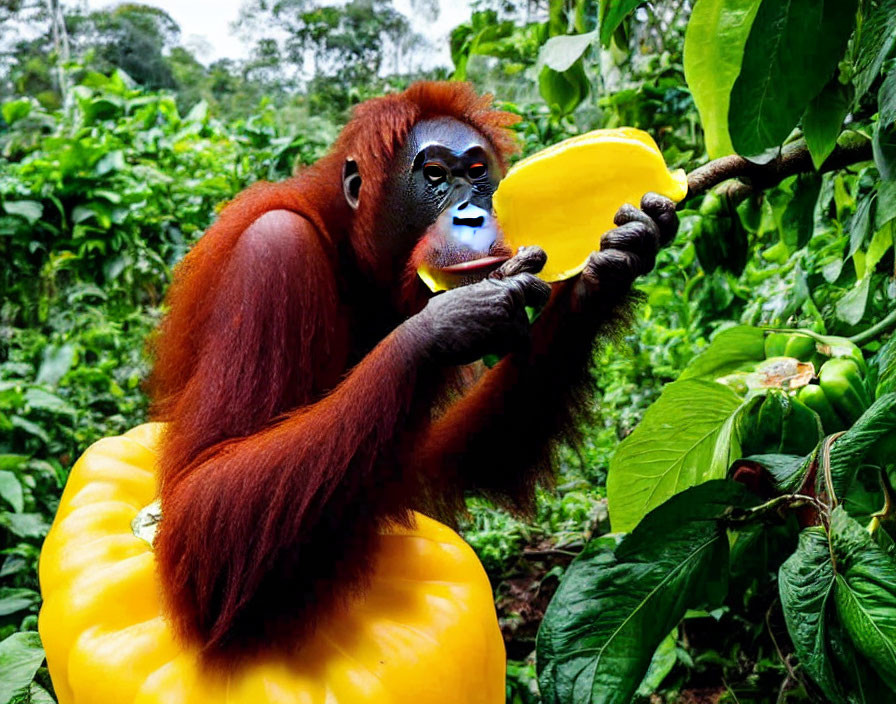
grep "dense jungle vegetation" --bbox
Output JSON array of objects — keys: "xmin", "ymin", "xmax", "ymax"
[{"xmin": 1, "ymin": 1, "xmax": 896, "ymax": 702}]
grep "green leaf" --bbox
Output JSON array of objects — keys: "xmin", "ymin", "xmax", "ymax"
[
  {"xmin": 0, "ymin": 471, "xmax": 23, "ymax": 513},
  {"xmin": 24, "ymin": 388, "xmax": 76, "ymax": 415},
  {"xmin": 867, "ymin": 222, "xmax": 894, "ymax": 271},
  {"xmin": 0, "ymin": 512, "xmax": 50, "ymax": 539},
  {"xmin": 874, "ymin": 337, "xmax": 896, "ymax": 397},
  {"xmin": 835, "ymin": 275, "xmax": 871, "ymax": 325},
  {"xmin": 636, "ymin": 631, "xmax": 677, "ymax": 696},
  {"xmin": 779, "ymin": 528, "xmax": 847, "ymax": 703},
  {"xmin": 740, "ymin": 453, "xmax": 809, "ymax": 492},
  {"xmin": 2, "ymin": 200, "xmax": 43, "ymax": 225},
  {"xmin": 0, "ymin": 587, "xmax": 40, "ymax": 617},
  {"xmin": 680, "ymin": 325, "xmax": 766, "ymax": 380},
  {"xmin": 10, "ymin": 417, "xmax": 49, "ymax": 444},
  {"xmin": 1, "ymin": 99, "xmax": 32, "ymax": 125},
  {"xmin": 831, "ymin": 507, "xmax": 896, "ymax": 687},
  {"xmin": 185, "ymin": 99, "xmax": 209, "ymax": 123},
  {"xmin": 877, "ymin": 180, "xmax": 896, "ymax": 228},
  {"xmin": 729, "ymin": 0, "xmax": 858, "ymax": 156},
  {"xmin": 881, "ymin": 70, "xmax": 896, "ymax": 131},
  {"xmin": 0, "ymin": 455, "xmax": 28, "ymax": 472},
  {"xmin": 538, "ymin": 481, "xmax": 757, "ymax": 704},
  {"xmin": 539, "ymin": 30, "xmax": 598, "ymax": 72},
  {"xmin": 683, "ymin": 0, "xmax": 762, "ymax": 158},
  {"xmin": 0, "ymin": 632, "xmax": 45, "ymax": 704},
  {"xmin": 35, "ymin": 343, "xmax": 76, "ymax": 387},
  {"xmin": 780, "ymin": 523, "xmax": 896, "ymax": 702},
  {"xmin": 782, "ymin": 172, "xmax": 822, "ymax": 249},
  {"xmin": 873, "ymin": 122, "xmax": 896, "ymax": 181},
  {"xmin": 804, "ymin": 78, "xmax": 853, "ymax": 169},
  {"xmin": 828, "ymin": 394, "xmax": 896, "ymax": 499},
  {"xmin": 24, "ymin": 682, "xmax": 56, "ymax": 704},
  {"xmin": 538, "ymin": 60, "xmax": 590, "ymax": 116},
  {"xmin": 852, "ymin": 0, "xmax": 896, "ymax": 101},
  {"xmin": 607, "ymin": 380, "xmax": 744, "ymax": 532},
  {"xmin": 598, "ymin": 0, "xmax": 641, "ymax": 47},
  {"xmin": 827, "ymin": 612, "xmax": 895, "ymax": 702},
  {"xmin": 850, "ymin": 193, "xmax": 876, "ymax": 258}
]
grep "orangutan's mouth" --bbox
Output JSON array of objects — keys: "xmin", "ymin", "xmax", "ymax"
[{"xmin": 439, "ymin": 255, "xmax": 509, "ymax": 275}]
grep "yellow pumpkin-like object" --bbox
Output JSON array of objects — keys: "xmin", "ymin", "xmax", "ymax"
[
  {"xmin": 494, "ymin": 127, "xmax": 689, "ymax": 282},
  {"xmin": 38, "ymin": 423, "xmax": 505, "ymax": 704}
]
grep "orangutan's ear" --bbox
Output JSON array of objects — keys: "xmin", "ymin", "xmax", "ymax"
[{"xmin": 343, "ymin": 158, "xmax": 361, "ymax": 210}]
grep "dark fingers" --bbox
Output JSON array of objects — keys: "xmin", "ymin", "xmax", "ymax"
[{"xmin": 640, "ymin": 192, "xmax": 679, "ymax": 246}]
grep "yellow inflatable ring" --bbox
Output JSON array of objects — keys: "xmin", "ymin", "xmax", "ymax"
[{"xmin": 39, "ymin": 423, "xmax": 505, "ymax": 704}]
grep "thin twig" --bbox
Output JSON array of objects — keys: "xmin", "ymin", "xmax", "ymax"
[{"xmin": 766, "ymin": 599, "xmax": 798, "ymax": 685}]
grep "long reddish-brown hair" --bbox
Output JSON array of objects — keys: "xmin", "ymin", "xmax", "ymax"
[{"xmin": 146, "ymin": 82, "xmax": 521, "ymax": 662}]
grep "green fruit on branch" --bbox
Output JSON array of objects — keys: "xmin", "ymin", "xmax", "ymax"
[
  {"xmin": 817, "ymin": 357, "xmax": 871, "ymax": 426},
  {"xmin": 763, "ymin": 332, "xmax": 817, "ymax": 362},
  {"xmin": 796, "ymin": 383, "xmax": 846, "ymax": 434},
  {"xmin": 763, "ymin": 330, "xmax": 866, "ymax": 373}
]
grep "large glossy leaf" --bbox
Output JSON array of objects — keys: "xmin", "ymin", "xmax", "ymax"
[
  {"xmin": 608, "ymin": 380, "xmax": 744, "ymax": 532},
  {"xmin": 679, "ymin": 325, "xmax": 765, "ymax": 380},
  {"xmin": 827, "ymin": 612, "xmax": 895, "ymax": 703},
  {"xmin": 683, "ymin": 0, "xmax": 761, "ymax": 158},
  {"xmin": 538, "ymin": 481, "xmax": 757, "ymax": 704},
  {"xmin": 729, "ymin": 0, "xmax": 858, "ymax": 156},
  {"xmin": 827, "ymin": 394, "xmax": 896, "ymax": 498},
  {"xmin": 780, "ymin": 528, "xmax": 847, "ymax": 703},
  {"xmin": 0, "ymin": 631, "xmax": 45, "ymax": 703},
  {"xmin": 831, "ymin": 507, "xmax": 896, "ymax": 688},
  {"xmin": 781, "ymin": 525, "xmax": 896, "ymax": 702}
]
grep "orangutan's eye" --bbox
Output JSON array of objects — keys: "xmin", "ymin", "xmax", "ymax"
[
  {"xmin": 423, "ymin": 163, "xmax": 448, "ymax": 184},
  {"xmin": 468, "ymin": 163, "xmax": 487, "ymax": 180}
]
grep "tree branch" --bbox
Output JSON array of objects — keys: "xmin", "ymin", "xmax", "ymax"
[{"xmin": 684, "ymin": 137, "xmax": 874, "ymax": 203}]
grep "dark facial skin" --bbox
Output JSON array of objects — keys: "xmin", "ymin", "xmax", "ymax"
[
  {"xmin": 342, "ymin": 119, "xmax": 679, "ymax": 367},
  {"xmin": 348, "ymin": 117, "xmax": 508, "ymax": 282}
]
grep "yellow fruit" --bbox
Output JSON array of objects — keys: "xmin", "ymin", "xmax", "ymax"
[
  {"xmin": 39, "ymin": 424, "xmax": 505, "ymax": 704},
  {"xmin": 494, "ymin": 127, "xmax": 689, "ymax": 281}
]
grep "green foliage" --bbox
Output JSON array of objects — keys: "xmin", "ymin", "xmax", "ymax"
[
  {"xmin": 0, "ymin": 66, "xmax": 340, "ymax": 703},
  {"xmin": 607, "ymin": 380, "xmax": 744, "ymax": 532},
  {"xmin": 0, "ymin": 632, "xmax": 45, "ymax": 703},
  {"xmin": 538, "ymin": 481, "xmax": 758, "ymax": 704},
  {"xmin": 729, "ymin": 0, "xmax": 858, "ymax": 157},
  {"xmin": 684, "ymin": 0, "xmax": 761, "ymax": 158},
  {"xmin": 1, "ymin": 1, "xmax": 896, "ymax": 702}
]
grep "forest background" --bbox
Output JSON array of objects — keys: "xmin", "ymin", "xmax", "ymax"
[{"xmin": 1, "ymin": 1, "xmax": 895, "ymax": 703}]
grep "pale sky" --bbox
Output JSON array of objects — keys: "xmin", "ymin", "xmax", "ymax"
[{"xmin": 84, "ymin": 0, "xmax": 472, "ymax": 67}]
